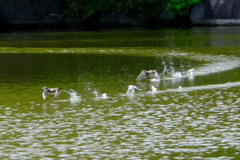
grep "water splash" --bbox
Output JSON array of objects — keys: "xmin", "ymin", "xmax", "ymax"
[
  {"xmin": 153, "ymin": 81, "xmax": 240, "ymax": 94},
  {"xmin": 172, "ymin": 72, "xmax": 183, "ymax": 78},
  {"xmin": 92, "ymin": 90, "xmax": 99, "ymax": 97},
  {"xmin": 161, "ymin": 60, "xmax": 191, "ymax": 81},
  {"xmin": 67, "ymin": 89, "xmax": 81, "ymax": 105},
  {"xmin": 151, "ymin": 85, "xmax": 157, "ymax": 92},
  {"xmin": 127, "ymin": 85, "xmax": 141, "ymax": 94},
  {"xmin": 168, "ymin": 52, "xmax": 240, "ymax": 76},
  {"xmin": 149, "ymin": 85, "xmax": 157, "ymax": 94},
  {"xmin": 159, "ymin": 52, "xmax": 240, "ymax": 84},
  {"xmin": 150, "ymin": 76, "xmax": 161, "ymax": 83},
  {"xmin": 187, "ymin": 68, "xmax": 195, "ymax": 80},
  {"xmin": 93, "ymin": 90, "xmax": 109, "ymax": 100},
  {"xmin": 100, "ymin": 93, "xmax": 109, "ymax": 99},
  {"xmin": 162, "ymin": 61, "xmax": 173, "ymax": 78}
]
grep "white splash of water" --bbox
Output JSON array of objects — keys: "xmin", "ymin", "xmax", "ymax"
[
  {"xmin": 188, "ymin": 68, "xmax": 194, "ymax": 74},
  {"xmin": 54, "ymin": 89, "xmax": 81, "ymax": 105},
  {"xmin": 187, "ymin": 68, "xmax": 195, "ymax": 81},
  {"xmin": 92, "ymin": 90, "xmax": 99, "ymax": 97},
  {"xmin": 127, "ymin": 85, "xmax": 141, "ymax": 94},
  {"xmin": 159, "ymin": 52, "xmax": 240, "ymax": 84},
  {"xmin": 93, "ymin": 90, "xmax": 109, "ymax": 100},
  {"xmin": 149, "ymin": 85, "xmax": 157, "ymax": 94},
  {"xmin": 168, "ymin": 52, "xmax": 240, "ymax": 76},
  {"xmin": 157, "ymin": 81, "xmax": 240, "ymax": 94},
  {"xmin": 101, "ymin": 93, "xmax": 109, "ymax": 99},
  {"xmin": 150, "ymin": 78, "xmax": 160, "ymax": 83},
  {"xmin": 172, "ymin": 72, "xmax": 183, "ymax": 78},
  {"xmin": 160, "ymin": 60, "xmax": 186, "ymax": 82},
  {"xmin": 68, "ymin": 89, "xmax": 81, "ymax": 105}
]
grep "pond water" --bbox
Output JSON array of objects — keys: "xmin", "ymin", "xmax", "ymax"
[{"xmin": 0, "ymin": 27, "xmax": 240, "ymax": 159}]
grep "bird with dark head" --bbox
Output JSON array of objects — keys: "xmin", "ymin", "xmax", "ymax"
[
  {"xmin": 42, "ymin": 86, "xmax": 61, "ymax": 100},
  {"xmin": 136, "ymin": 70, "xmax": 160, "ymax": 81}
]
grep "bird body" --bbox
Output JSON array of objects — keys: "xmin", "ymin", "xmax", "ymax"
[
  {"xmin": 42, "ymin": 86, "xmax": 61, "ymax": 100},
  {"xmin": 136, "ymin": 70, "xmax": 160, "ymax": 81}
]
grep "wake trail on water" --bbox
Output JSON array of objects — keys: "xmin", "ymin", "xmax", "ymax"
[{"xmin": 55, "ymin": 53, "xmax": 240, "ymax": 103}]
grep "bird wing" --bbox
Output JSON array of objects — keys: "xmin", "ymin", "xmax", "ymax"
[
  {"xmin": 136, "ymin": 70, "xmax": 147, "ymax": 81},
  {"xmin": 154, "ymin": 70, "xmax": 160, "ymax": 79},
  {"xmin": 42, "ymin": 90, "xmax": 48, "ymax": 100},
  {"xmin": 54, "ymin": 89, "xmax": 61, "ymax": 98}
]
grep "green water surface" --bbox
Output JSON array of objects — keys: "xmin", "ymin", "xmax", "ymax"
[{"xmin": 0, "ymin": 27, "xmax": 240, "ymax": 159}]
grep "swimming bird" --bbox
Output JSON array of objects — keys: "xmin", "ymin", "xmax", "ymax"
[
  {"xmin": 136, "ymin": 70, "xmax": 160, "ymax": 81},
  {"xmin": 42, "ymin": 86, "xmax": 61, "ymax": 100}
]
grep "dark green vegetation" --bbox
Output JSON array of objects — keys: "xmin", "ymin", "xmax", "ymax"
[
  {"xmin": 63, "ymin": 0, "xmax": 202, "ymax": 24},
  {"xmin": 63, "ymin": 0, "xmax": 161, "ymax": 22},
  {"xmin": 167, "ymin": 0, "xmax": 201, "ymax": 15}
]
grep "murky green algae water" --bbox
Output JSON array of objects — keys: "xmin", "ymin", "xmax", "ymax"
[{"xmin": 0, "ymin": 27, "xmax": 240, "ymax": 159}]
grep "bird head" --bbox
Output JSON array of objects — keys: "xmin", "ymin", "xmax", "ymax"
[{"xmin": 42, "ymin": 86, "xmax": 48, "ymax": 90}]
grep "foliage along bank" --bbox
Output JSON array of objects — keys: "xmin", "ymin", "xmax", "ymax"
[
  {"xmin": 63, "ymin": 0, "xmax": 202, "ymax": 28},
  {"xmin": 0, "ymin": 0, "xmax": 202, "ymax": 31}
]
